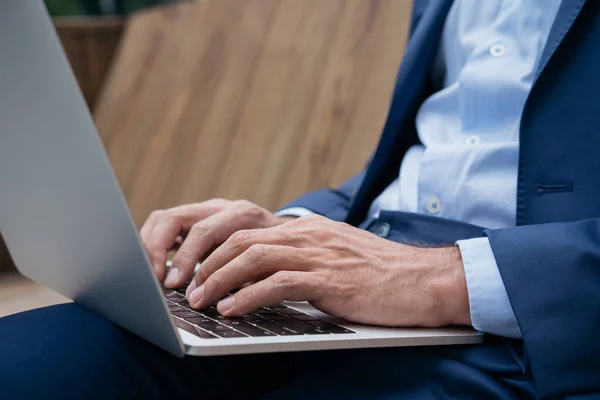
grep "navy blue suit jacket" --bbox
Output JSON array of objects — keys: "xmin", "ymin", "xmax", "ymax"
[{"xmin": 282, "ymin": 0, "xmax": 600, "ymax": 398}]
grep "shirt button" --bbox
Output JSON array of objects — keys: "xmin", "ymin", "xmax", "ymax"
[
  {"xmin": 464, "ymin": 135, "xmax": 480, "ymax": 145},
  {"xmin": 426, "ymin": 196, "xmax": 442, "ymax": 214},
  {"xmin": 373, "ymin": 222, "xmax": 391, "ymax": 238},
  {"xmin": 490, "ymin": 43, "xmax": 505, "ymax": 57}
]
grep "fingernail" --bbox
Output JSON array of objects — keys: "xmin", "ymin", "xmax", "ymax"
[
  {"xmin": 186, "ymin": 280, "xmax": 197, "ymax": 298},
  {"xmin": 217, "ymin": 296, "xmax": 235, "ymax": 314},
  {"xmin": 165, "ymin": 267, "xmax": 179, "ymax": 287},
  {"xmin": 190, "ymin": 284, "xmax": 204, "ymax": 305}
]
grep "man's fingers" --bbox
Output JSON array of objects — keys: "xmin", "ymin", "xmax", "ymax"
[
  {"xmin": 140, "ymin": 210, "xmax": 162, "ymax": 245},
  {"xmin": 145, "ymin": 217, "xmax": 187, "ymax": 281},
  {"xmin": 141, "ymin": 200, "xmax": 229, "ymax": 280},
  {"xmin": 192, "ymin": 227, "xmax": 294, "ymax": 289},
  {"xmin": 169, "ymin": 206, "xmax": 278, "ymax": 288},
  {"xmin": 216, "ymin": 271, "xmax": 318, "ymax": 317},
  {"xmin": 187, "ymin": 245, "xmax": 308, "ymax": 308},
  {"xmin": 167, "ymin": 211, "xmax": 241, "ymax": 288}
]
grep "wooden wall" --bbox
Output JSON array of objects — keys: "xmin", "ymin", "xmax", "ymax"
[{"xmin": 95, "ymin": 0, "xmax": 411, "ymax": 227}]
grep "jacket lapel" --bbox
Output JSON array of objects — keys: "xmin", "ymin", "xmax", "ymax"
[
  {"xmin": 346, "ymin": 0, "xmax": 454, "ymax": 225},
  {"xmin": 534, "ymin": 0, "xmax": 587, "ymax": 82}
]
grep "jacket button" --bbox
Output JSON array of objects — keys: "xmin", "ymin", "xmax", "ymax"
[{"xmin": 373, "ymin": 222, "xmax": 391, "ymax": 238}]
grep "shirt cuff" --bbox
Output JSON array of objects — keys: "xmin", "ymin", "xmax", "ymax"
[
  {"xmin": 457, "ymin": 237, "xmax": 522, "ymax": 339},
  {"xmin": 274, "ymin": 207, "xmax": 315, "ymax": 218}
]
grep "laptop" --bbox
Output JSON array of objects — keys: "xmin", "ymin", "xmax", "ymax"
[{"xmin": 0, "ymin": 1, "xmax": 483, "ymax": 357}]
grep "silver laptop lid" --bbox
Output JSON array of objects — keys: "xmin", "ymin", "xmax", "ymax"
[{"xmin": 0, "ymin": 1, "xmax": 183, "ymax": 356}]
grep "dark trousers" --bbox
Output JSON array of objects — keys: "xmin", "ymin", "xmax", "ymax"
[{"xmin": 0, "ymin": 214, "xmax": 536, "ymax": 399}]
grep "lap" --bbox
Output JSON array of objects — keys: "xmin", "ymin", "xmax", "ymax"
[
  {"xmin": 0, "ymin": 304, "xmax": 534, "ymax": 400},
  {"xmin": 0, "ymin": 303, "xmax": 290, "ymax": 399}
]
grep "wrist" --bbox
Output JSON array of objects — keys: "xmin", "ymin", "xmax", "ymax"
[{"xmin": 428, "ymin": 246, "xmax": 472, "ymax": 327}]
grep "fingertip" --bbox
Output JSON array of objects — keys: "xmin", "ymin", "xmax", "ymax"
[
  {"xmin": 164, "ymin": 267, "xmax": 180, "ymax": 288},
  {"xmin": 185, "ymin": 279, "xmax": 197, "ymax": 298},
  {"xmin": 189, "ymin": 284, "xmax": 205, "ymax": 309},
  {"xmin": 217, "ymin": 296, "xmax": 235, "ymax": 315}
]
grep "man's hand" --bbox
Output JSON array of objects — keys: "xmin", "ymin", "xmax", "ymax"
[
  {"xmin": 140, "ymin": 199, "xmax": 294, "ymax": 288},
  {"xmin": 185, "ymin": 214, "xmax": 472, "ymax": 328}
]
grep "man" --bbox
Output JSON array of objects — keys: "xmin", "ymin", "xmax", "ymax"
[{"xmin": 2, "ymin": 0, "xmax": 599, "ymax": 398}]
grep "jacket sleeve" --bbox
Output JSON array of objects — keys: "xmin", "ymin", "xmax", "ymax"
[
  {"xmin": 485, "ymin": 219, "xmax": 600, "ymax": 399},
  {"xmin": 277, "ymin": 170, "xmax": 366, "ymax": 222}
]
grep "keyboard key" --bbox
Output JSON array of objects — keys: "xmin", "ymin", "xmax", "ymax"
[
  {"xmin": 199, "ymin": 322, "xmax": 237, "ymax": 332},
  {"xmin": 177, "ymin": 299, "xmax": 192, "ymax": 308},
  {"xmin": 255, "ymin": 309, "xmax": 279, "ymax": 315},
  {"xmin": 196, "ymin": 323, "xmax": 221, "ymax": 332},
  {"xmin": 305, "ymin": 320, "xmax": 355, "ymax": 334},
  {"xmin": 292, "ymin": 314, "xmax": 321, "ymax": 321},
  {"xmin": 232, "ymin": 321, "xmax": 276, "ymax": 337},
  {"xmin": 219, "ymin": 319, "xmax": 244, "ymax": 327},
  {"xmin": 263, "ymin": 314, "xmax": 292, "ymax": 320},
  {"xmin": 214, "ymin": 330, "xmax": 247, "ymax": 338},
  {"xmin": 195, "ymin": 328, "xmax": 219, "ymax": 339},
  {"xmin": 172, "ymin": 318, "xmax": 217, "ymax": 339},
  {"xmin": 165, "ymin": 292, "xmax": 185, "ymax": 300},
  {"xmin": 241, "ymin": 314, "xmax": 264, "ymax": 321},
  {"xmin": 276, "ymin": 308, "xmax": 304, "ymax": 315},
  {"xmin": 186, "ymin": 317, "xmax": 215, "ymax": 325},
  {"xmin": 172, "ymin": 311, "xmax": 201, "ymax": 319},
  {"xmin": 168, "ymin": 305, "xmax": 188, "ymax": 313},
  {"xmin": 265, "ymin": 304, "xmax": 287, "ymax": 309},
  {"xmin": 278, "ymin": 320, "xmax": 329, "ymax": 335},
  {"xmin": 303, "ymin": 320, "xmax": 338, "ymax": 329},
  {"xmin": 253, "ymin": 323, "xmax": 298, "ymax": 336},
  {"xmin": 213, "ymin": 324, "xmax": 232, "ymax": 331},
  {"xmin": 201, "ymin": 309, "xmax": 222, "ymax": 318}
]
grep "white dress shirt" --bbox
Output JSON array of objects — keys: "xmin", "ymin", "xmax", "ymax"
[{"xmin": 278, "ymin": 0, "xmax": 562, "ymax": 339}]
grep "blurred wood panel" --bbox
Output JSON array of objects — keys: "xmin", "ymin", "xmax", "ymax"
[
  {"xmin": 94, "ymin": 0, "xmax": 411, "ymax": 227},
  {"xmin": 55, "ymin": 17, "xmax": 124, "ymax": 109}
]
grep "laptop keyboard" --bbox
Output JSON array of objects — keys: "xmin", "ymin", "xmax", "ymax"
[{"xmin": 163, "ymin": 287, "xmax": 355, "ymax": 339}]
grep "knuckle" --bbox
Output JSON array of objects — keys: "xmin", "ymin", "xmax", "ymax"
[
  {"xmin": 193, "ymin": 266, "xmax": 209, "ymax": 286},
  {"xmin": 245, "ymin": 244, "xmax": 269, "ymax": 264},
  {"xmin": 240, "ymin": 286, "xmax": 256, "ymax": 303},
  {"xmin": 209, "ymin": 269, "xmax": 225, "ymax": 288},
  {"xmin": 303, "ymin": 214, "xmax": 322, "ymax": 222},
  {"xmin": 232, "ymin": 199, "xmax": 254, "ymax": 210},
  {"xmin": 172, "ymin": 248, "xmax": 193, "ymax": 265},
  {"xmin": 191, "ymin": 221, "xmax": 211, "ymax": 235},
  {"xmin": 229, "ymin": 229, "xmax": 252, "ymax": 248},
  {"xmin": 271, "ymin": 271, "xmax": 296, "ymax": 291},
  {"xmin": 233, "ymin": 200, "xmax": 265, "ymax": 221},
  {"xmin": 149, "ymin": 209, "xmax": 165, "ymax": 220},
  {"xmin": 208, "ymin": 198, "xmax": 229, "ymax": 205},
  {"xmin": 161, "ymin": 213, "xmax": 178, "ymax": 226},
  {"xmin": 204, "ymin": 198, "xmax": 230, "ymax": 209}
]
